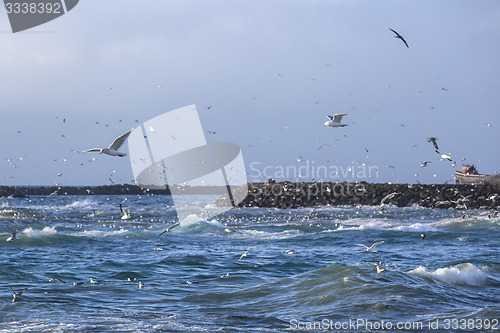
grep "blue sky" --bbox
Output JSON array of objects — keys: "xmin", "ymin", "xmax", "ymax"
[{"xmin": 1, "ymin": 0, "xmax": 499, "ymax": 186}]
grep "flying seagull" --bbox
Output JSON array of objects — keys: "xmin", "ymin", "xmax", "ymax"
[
  {"xmin": 381, "ymin": 192, "xmax": 400, "ymax": 205},
  {"xmin": 119, "ymin": 204, "xmax": 131, "ymax": 220},
  {"xmin": 457, "ymin": 236, "xmax": 469, "ymax": 242},
  {"xmin": 159, "ymin": 222, "xmax": 180, "ymax": 236},
  {"xmin": 84, "ymin": 129, "xmax": 132, "ymax": 157},
  {"xmin": 10, "ymin": 287, "xmax": 27, "ymax": 302},
  {"xmin": 237, "ymin": 249, "xmax": 251, "ymax": 263},
  {"xmin": 356, "ymin": 241, "xmax": 384, "ymax": 252},
  {"xmin": 389, "ymin": 28, "xmax": 409, "ymax": 48},
  {"xmin": 427, "ymin": 137, "xmax": 439, "ymax": 150},
  {"xmin": 420, "ymin": 161, "xmax": 431, "ymax": 168},
  {"xmin": 435, "ymin": 150, "xmax": 452, "ymax": 161},
  {"xmin": 323, "ymin": 114, "xmax": 348, "ymax": 127}
]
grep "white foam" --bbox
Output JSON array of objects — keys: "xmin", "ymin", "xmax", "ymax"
[
  {"xmin": 71, "ymin": 229, "xmax": 129, "ymax": 238},
  {"xmin": 241, "ymin": 229, "xmax": 302, "ymax": 240},
  {"xmin": 65, "ymin": 199, "xmax": 95, "ymax": 209},
  {"xmin": 22, "ymin": 226, "xmax": 57, "ymax": 237},
  {"xmin": 408, "ymin": 263, "xmax": 489, "ymax": 286},
  {"xmin": 392, "ymin": 223, "xmax": 437, "ymax": 232}
]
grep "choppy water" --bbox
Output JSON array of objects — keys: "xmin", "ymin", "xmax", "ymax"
[{"xmin": 0, "ymin": 194, "xmax": 499, "ymax": 332}]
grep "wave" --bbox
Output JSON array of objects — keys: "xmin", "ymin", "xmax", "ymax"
[
  {"xmin": 407, "ymin": 263, "xmax": 490, "ymax": 286},
  {"xmin": 69, "ymin": 229, "xmax": 129, "ymax": 238},
  {"xmin": 22, "ymin": 226, "xmax": 58, "ymax": 238}
]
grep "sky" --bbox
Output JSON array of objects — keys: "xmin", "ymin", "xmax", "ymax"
[{"xmin": 1, "ymin": 0, "xmax": 499, "ymax": 186}]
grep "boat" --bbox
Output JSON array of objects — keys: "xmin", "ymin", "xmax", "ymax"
[{"xmin": 455, "ymin": 165, "xmax": 500, "ymax": 185}]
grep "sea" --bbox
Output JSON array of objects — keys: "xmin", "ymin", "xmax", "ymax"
[{"xmin": 0, "ymin": 194, "xmax": 499, "ymax": 332}]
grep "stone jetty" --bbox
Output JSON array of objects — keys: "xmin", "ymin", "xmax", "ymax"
[
  {"xmin": 1, "ymin": 181, "xmax": 499, "ymax": 210},
  {"xmin": 238, "ymin": 180, "xmax": 500, "ymax": 210}
]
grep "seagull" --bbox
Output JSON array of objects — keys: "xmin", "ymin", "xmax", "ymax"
[
  {"xmin": 457, "ymin": 236, "xmax": 469, "ymax": 242},
  {"xmin": 6, "ymin": 232, "xmax": 16, "ymax": 242},
  {"xmin": 89, "ymin": 277, "xmax": 101, "ymax": 284},
  {"xmin": 389, "ymin": 28, "xmax": 409, "ymax": 48},
  {"xmin": 119, "ymin": 204, "xmax": 131, "ymax": 220},
  {"xmin": 237, "ymin": 249, "xmax": 251, "ymax": 263},
  {"xmin": 323, "ymin": 114, "xmax": 348, "ymax": 127},
  {"xmin": 220, "ymin": 273, "xmax": 229, "ymax": 278},
  {"xmin": 285, "ymin": 250, "xmax": 297, "ymax": 254},
  {"xmin": 48, "ymin": 277, "xmax": 66, "ymax": 284},
  {"xmin": 138, "ymin": 281, "xmax": 144, "ymax": 289},
  {"xmin": 427, "ymin": 137, "xmax": 439, "ymax": 150},
  {"xmin": 381, "ymin": 192, "xmax": 400, "ymax": 205},
  {"xmin": 318, "ymin": 144, "xmax": 331, "ymax": 150},
  {"xmin": 374, "ymin": 262, "xmax": 385, "ymax": 273},
  {"xmin": 435, "ymin": 150, "xmax": 452, "ymax": 161},
  {"xmin": 356, "ymin": 241, "xmax": 384, "ymax": 252},
  {"xmin": 420, "ymin": 161, "xmax": 431, "ymax": 168},
  {"xmin": 84, "ymin": 129, "xmax": 132, "ymax": 157},
  {"xmin": 10, "ymin": 287, "xmax": 27, "ymax": 302},
  {"xmin": 159, "ymin": 222, "xmax": 180, "ymax": 236},
  {"xmin": 421, "ymin": 233, "xmax": 426, "ymax": 240}
]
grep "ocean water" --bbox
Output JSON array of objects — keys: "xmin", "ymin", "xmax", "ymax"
[{"xmin": 0, "ymin": 194, "xmax": 499, "ymax": 332}]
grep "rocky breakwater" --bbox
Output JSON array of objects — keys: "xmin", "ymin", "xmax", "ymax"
[{"xmin": 238, "ymin": 180, "xmax": 500, "ymax": 210}]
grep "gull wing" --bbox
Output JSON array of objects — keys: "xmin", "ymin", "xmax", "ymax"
[
  {"xmin": 326, "ymin": 115, "xmax": 334, "ymax": 121},
  {"xmin": 389, "ymin": 28, "xmax": 401, "ymax": 37},
  {"xmin": 119, "ymin": 204, "xmax": 127, "ymax": 217},
  {"xmin": 108, "ymin": 129, "xmax": 132, "ymax": 150},
  {"xmin": 371, "ymin": 241, "xmax": 384, "ymax": 249},
  {"xmin": 427, "ymin": 137, "xmax": 439, "ymax": 150},
  {"xmin": 332, "ymin": 114, "xmax": 348, "ymax": 123},
  {"xmin": 84, "ymin": 148, "xmax": 101, "ymax": 153}
]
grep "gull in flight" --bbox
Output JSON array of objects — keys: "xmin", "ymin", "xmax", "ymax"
[
  {"xmin": 457, "ymin": 236, "xmax": 469, "ymax": 242},
  {"xmin": 84, "ymin": 129, "xmax": 132, "ymax": 157},
  {"xmin": 323, "ymin": 114, "xmax": 348, "ymax": 127},
  {"xmin": 381, "ymin": 192, "xmax": 400, "ymax": 205},
  {"xmin": 389, "ymin": 28, "xmax": 409, "ymax": 48},
  {"xmin": 237, "ymin": 249, "xmax": 251, "ymax": 263},
  {"xmin": 427, "ymin": 137, "xmax": 439, "ymax": 150},
  {"xmin": 159, "ymin": 222, "xmax": 180, "ymax": 236},
  {"xmin": 420, "ymin": 161, "xmax": 431, "ymax": 168},
  {"xmin": 435, "ymin": 150, "xmax": 452, "ymax": 161},
  {"xmin": 356, "ymin": 241, "xmax": 384, "ymax": 252},
  {"xmin": 6, "ymin": 232, "xmax": 16, "ymax": 242},
  {"xmin": 120, "ymin": 204, "xmax": 131, "ymax": 220},
  {"xmin": 10, "ymin": 287, "xmax": 27, "ymax": 302}
]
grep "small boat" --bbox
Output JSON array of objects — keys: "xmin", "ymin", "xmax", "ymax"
[{"xmin": 455, "ymin": 165, "xmax": 500, "ymax": 185}]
